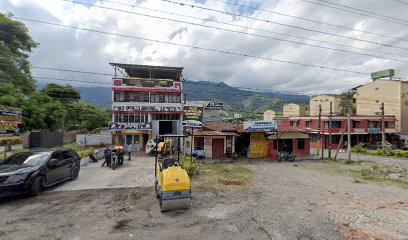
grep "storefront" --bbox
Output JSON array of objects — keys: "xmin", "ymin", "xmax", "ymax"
[{"xmin": 186, "ymin": 131, "xmax": 237, "ymax": 159}]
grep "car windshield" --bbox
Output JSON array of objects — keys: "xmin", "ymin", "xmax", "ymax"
[{"xmin": 1, "ymin": 152, "xmax": 51, "ymax": 167}]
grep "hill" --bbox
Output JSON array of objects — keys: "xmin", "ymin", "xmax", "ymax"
[{"xmin": 57, "ymin": 81, "xmax": 309, "ymax": 114}]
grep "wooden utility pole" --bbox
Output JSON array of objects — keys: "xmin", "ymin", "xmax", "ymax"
[
  {"xmin": 381, "ymin": 102, "xmax": 386, "ymax": 155},
  {"xmin": 317, "ymin": 104, "xmax": 322, "ymax": 158},
  {"xmin": 328, "ymin": 102, "xmax": 333, "ymax": 159},
  {"xmin": 347, "ymin": 102, "xmax": 351, "ymax": 161}
]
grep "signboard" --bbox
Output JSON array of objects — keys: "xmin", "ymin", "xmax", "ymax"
[
  {"xmin": 112, "ymin": 105, "xmax": 182, "ymax": 112},
  {"xmin": 354, "ymin": 128, "xmax": 365, "ymax": 134},
  {"xmin": 109, "ymin": 122, "xmax": 152, "ymax": 131},
  {"xmin": 368, "ymin": 128, "xmax": 381, "ymax": 134},
  {"xmin": 183, "ymin": 106, "xmax": 203, "ymax": 123},
  {"xmin": 0, "ymin": 105, "xmax": 22, "ymax": 138},
  {"xmin": 371, "ymin": 69, "xmax": 394, "ymax": 80},
  {"xmin": 204, "ymin": 102, "xmax": 224, "ymax": 110},
  {"xmin": 244, "ymin": 121, "xmax": 277, "ymax": 131}
]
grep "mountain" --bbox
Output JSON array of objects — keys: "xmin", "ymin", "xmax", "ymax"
[{"xmin": 49, "ymin": 81, "xmax": 309, "ymax": 113}]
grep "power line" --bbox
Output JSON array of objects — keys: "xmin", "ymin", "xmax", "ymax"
[
  {"xmin": 209, "ymin": 0, "xmax": 408, "ymax": 42},
  {"xmin": 15, "ymin": 17, "xmax": 371, "ymax": 76},
  {"xmin": 161, "ymin": 0, "xmax": 408, "ymax": 52},
  {"xmin": 96, "ymin": 0, "xmax": 408, "ymax": 59},
  {"xmin": 61, "ymin": 0, "xmax": 408, "ymax": 61},
  {"xmin": 297, "ymin": 0, "xmax": 408, "ymax": 27},
  {"xmin": 316, "ymin": 0, "xmax": 408, "ymax": 24},
  {"xmin": 388, "ymin": 0, "xmax": 408, "ymax": 6}
]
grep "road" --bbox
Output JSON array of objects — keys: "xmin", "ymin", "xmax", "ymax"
[{"xmin": 53, "ymin": 154, "xmax": 154, "ymax": 192}]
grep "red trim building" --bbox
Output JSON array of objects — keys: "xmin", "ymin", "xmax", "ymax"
[{"xmin": 277, "ymin": 115, "xmax": 398, "ymax": 149}]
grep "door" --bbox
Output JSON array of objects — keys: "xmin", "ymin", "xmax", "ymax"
[
  {"xmin": 46, "ymin": 151, "xmax": 64, "ymax": 184},
  {"xmin": 61, "ymin": 150, "xmax": 76, "ymax": 178},
  {"xmin": 212, "ymin": 139, "xmax": 224, "ymax": 158}
]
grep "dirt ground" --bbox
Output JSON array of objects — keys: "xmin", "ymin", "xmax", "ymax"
[{"xmin": 0, "ymin": 158, "xmax": 407, "ymax": 240}]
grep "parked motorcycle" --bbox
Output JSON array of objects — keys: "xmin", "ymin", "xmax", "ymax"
[{"xmin": 278, "ymin": 151, "xmax": 296, "ymax": 162}]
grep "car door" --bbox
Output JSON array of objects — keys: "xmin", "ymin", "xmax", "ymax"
[
  {"xmin": 60, "ymin": 150, "xmax": 76, "ymax": 178},
  {"xmin": 46, "ymin": 151, "xmax": 64, "ymax": 184}
]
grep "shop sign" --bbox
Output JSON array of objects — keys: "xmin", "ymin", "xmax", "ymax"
[
  {"xmin": 204, "ymin": 102, "xmax": 224, "ymax": 110},
  {"xmin": 244, "ymin": 121, "xmax": 277, "ymax": 131},
  {"xmin": 368, "ymin": 128, "xmax": 381, "ymax": 133},
  {"xmin": 183, "ymin": 106, "xmax": 203, "ymax": 123},
  {"xmin": 112, "ymin": 105, "xmax": 182, "ymax": 112},
  {"xmin": 354, "ymin": 128, "xmax": 365, "ymax": 133},
  {"xmin": 109, "ymin": 122, "xmax": 152, "ymax": 131}
]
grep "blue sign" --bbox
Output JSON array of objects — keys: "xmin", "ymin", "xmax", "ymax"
[{"xmin": 244, "ymin": 121, "xmax": 277, "ymax": 131}]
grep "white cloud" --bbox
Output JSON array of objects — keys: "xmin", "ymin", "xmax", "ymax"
[{"xmin": 1, "ymin": 0, "xmax": 408, "ymax": 95}]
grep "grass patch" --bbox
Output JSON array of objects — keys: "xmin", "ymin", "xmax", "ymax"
[{"xmin": 193, "ymin": 163, "xmax": 255, "ymax": 189}]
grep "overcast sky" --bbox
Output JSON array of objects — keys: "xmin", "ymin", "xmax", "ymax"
[{"xmin": 1, "ymin": 0, "xmax": 408, "ymax": 95}]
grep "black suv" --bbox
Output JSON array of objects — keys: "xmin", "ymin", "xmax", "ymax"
[{"xmin": 0, "ymin": 149, "xmax": 80, "ymax": 197}]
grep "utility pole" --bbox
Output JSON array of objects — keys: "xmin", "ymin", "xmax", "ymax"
[
  {"xmin": 328, "ymin": 102, "xmax": 333, "ymax": 159},
  {"xmin": 381, "ymin": 102, "xmax": 386, "ymax": 155},
  {"xmin": 347, "ymin": 102, "xmax": 351, "ymax": 161},
  {"xmin": 317, "ymin": 104, "xmax": 322, "ymax": 158}
]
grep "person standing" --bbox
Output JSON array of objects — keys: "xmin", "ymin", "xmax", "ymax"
[{"xmin": 127, "ymin": 143, "xmax": 132, "ymax": 161}]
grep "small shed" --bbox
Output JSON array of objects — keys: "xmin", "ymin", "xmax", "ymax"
[
  {"xmin": 267, "ymin": 128, "xmax": 310, "ymax": 160},
  {"xmin": 188, "ymin": 130, "xmax": 238, "ymax": 159}
]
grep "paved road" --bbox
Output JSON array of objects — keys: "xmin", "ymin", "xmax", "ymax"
[
  {"xmin": 311, "ymin": 147, "xmax": 408, "ymax": 168},
  {"xmin": 52, "ymin": 154, "xmax": 155, "ymax": 192}
]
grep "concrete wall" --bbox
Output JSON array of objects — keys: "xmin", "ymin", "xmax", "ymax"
[
  {"xmin": 355, "ymin": 80, "xmax": 403, "ymax": 132},
  {"xmin": 283, "ymin": 104, "xmax": 300, "ymax": 117},
  {"xmin": 310, "ymin": 95, "xmax": 342, "ymax": 116},
  {"xmin": 401, "ymin": 82, "xmax": 408, "ymax": 134},
  {"xmin": 76, "ymin": 134, "xmax": 112, "ymax": 147},
  {"xmin": 263, "ymin": 110, "xmax": 276, "ymax": 121}
]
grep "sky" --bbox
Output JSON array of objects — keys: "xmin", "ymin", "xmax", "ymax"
[{"xmin": 1, "ymin": 0, "xmax": 408, "ymax": 95}]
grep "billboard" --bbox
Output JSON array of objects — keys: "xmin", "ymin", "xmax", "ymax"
[
  {"xmin": 183, "ymin": 106, "xmax": 203, "ymax": 126},
  {"xmin": 0, "ymin": 105, "xmax": 23, "ymax": 138},
  {"xmin": 243, "ymin": 121, "xmax": 277, "ymax": 131},
  {"xmin": 204, "ymin": 102, "xmax": 224, "ymax": 110},
  {"xmin": 371, "ymin": 69, "xmax": 394, "ymax": 80}
]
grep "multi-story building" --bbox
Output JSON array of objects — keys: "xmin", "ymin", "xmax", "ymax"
[
  {"xmin": 263, "ymin": 110, "xmax": 276, "ymax": 121},
  {"xmin": 353, "ymin": 79, "xmax": 408, "ymax": 136},
  {"xmin": 109, "ymin": 63, "xmax": 184, "ymax": 152},
  {"xmin": 309, "ymin": 95, "xmax": 343, "ymax": 116},
  {"xmin": 282, "ymin": 103, "xmax": 309, "ymax": 117},
  {"xmin": 277, "ymin": 115, "xmax": 398, "ymax": 149}
]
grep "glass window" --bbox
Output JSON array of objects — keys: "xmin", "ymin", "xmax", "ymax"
[
  {"xmin": 305, "ymin": 121, "xmax": 310, "ymax": 128},
  {"xmin": 2, "ymin": 152, "xmax": 51, "ymax": 166},
  {"xmin": 194, "ymin": 137, "xmax": 204, "ymax": 150}
]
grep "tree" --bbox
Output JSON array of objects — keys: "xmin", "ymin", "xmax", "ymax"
[
  {"xmin": 41, "ymin": 83, "xmax": 81, "ymax": 103},
  {"xmin": 22, "ymin": 92, "xmax": 67, "ymax": 131},
  {"xmin": 0, "ymin": 13, "xmax": 38, "ymax": 95},
  {"xmin": 75, "ymin": 102, "xmax": 110, "ymax": 131}
]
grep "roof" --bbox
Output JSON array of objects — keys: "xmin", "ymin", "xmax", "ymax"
[
  {"xmin": 204, "ymin": 122, "xmax": 241, "ymax": 132},
  {"xmin": 192, "ymin": 130, "xmax": 238, "ymax": 137},
  {"xmin": 109, "ymin": 63, "xmax": 183, "ymax": 80}
]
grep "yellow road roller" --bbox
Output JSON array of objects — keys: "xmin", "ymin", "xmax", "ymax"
[{"xmin": 154, "ymin": 135, "xmax": 191, "ymax": 212}]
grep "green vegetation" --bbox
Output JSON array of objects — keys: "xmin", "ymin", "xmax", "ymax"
[
  {"xmin": 77, "ymin": 147, "xmax": 95, "ymax": 158},
  {"xmin": 181, "ymin": 155, "xmax": 198, "ymax": 177},
  {"xmin": 351, "ymin": 144, "xmax": 368, "ymax": 154},
  {"xmin": 194, "ymin": 163, "xmax": 255, "ymax": 189},
  {"xmin": 0, "ymin": 13, "xmax": 110, "ymax": 132}
]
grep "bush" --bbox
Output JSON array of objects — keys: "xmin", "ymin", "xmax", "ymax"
[
  {"xmin": 394, "ymin": 150, "xmax": 408, "ymax": 158},
  {"xmin": 373, "ymin": 149, "xmax": 382, "ymax": 156},
  {"xmin": 78, "ymin": 147, "xmax": 94, "ymax": 158},
  {"xmin": 181, "ymin": 155, "xmax": 198, "ymax": 177},
  {"xmin": 351, "ymin": 144, "xmax": 367, "ymax": 154},
  {"xmin": 385, "ymin": 150, "xmax": 395, "ymax": 156}
]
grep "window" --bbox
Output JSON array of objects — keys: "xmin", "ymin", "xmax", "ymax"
[
  {"xmin": 194, "ymin": 137, "xmax": 204, "ymax": 150},
  {"xmin": 298, "ymin": 139, "xmax": 305, "ymax": 150},
  {"xmin": 375, "ymin": 100, "xmax": 380, "ymax": 103},
  {"xmin": 152, "ymin": 114, "xmax": 180, "ymax": 120},
  {"xmin": 290, "ymin": 121, "xmax": 298, "ymax": 127},
  {"xmin": 305, "ymin": 121, "xmax": 310, "ymax": 128},
  {"xmin": 386, "ymin": 121, "xmax": 395, "ymax": 128},
  {"xmin": 114, "ymin": 91, "xmax": 149, "ymax": 102},
  {"xmin": 310, "ymin": 134, "xmax": 318, "ymax": 142},
  {"xmin": 150, "ymin": 93, "xmax": 182, "ymax": 103},
  {"xmin": 324, "ymin": 121, "xmax": 342, "ymax": 128},
  {"xmin": 368, "ymin": 121, "xmax": 377, "ymax": 128},
  {"xmin": 352, "ymin": 121, "xmax": 360, "ymax": 128}
]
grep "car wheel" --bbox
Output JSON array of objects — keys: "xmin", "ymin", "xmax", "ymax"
[
  {"xmin": 28, "ymin": 176, "xmax": 43, "ymax": 197},
  {"xmin": 70, "ymin": 164, "xmax": 80, "ymax": 180}
]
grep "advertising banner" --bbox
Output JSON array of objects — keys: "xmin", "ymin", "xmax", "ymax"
[
  {"xmin": 204, "ymin": 102, "xmax": 224, "ymax": 110},
  {"xmin": 243, "ymin": 121, "xmax": 277, "ymax": 131},
  {"xmin": 0, "ymin": 105, "xmax": 23, "ymax": 138},
  {"xmin": 183, "ymin": 106, "xmax": 203, "ymax": 126}
]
